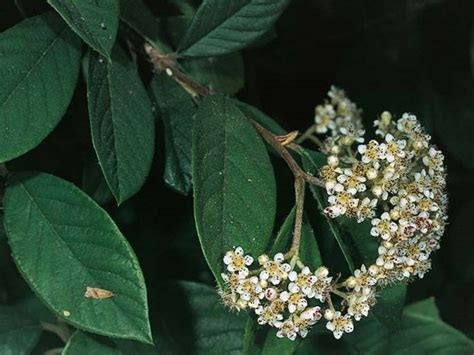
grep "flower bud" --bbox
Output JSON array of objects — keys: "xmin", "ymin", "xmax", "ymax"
[
  {"xmin": 372, "ymin": 185, "xmax": 383, "ymax": 197},
  {"xmin": 316, "ymin": 266, "xmax": 329, "ymax": 278},
  {"xmin": 368, "ymin": 265, "xmax": 379, "ymax": 276},
  {"xmin": 258, "ymin": 254, "xmax": 269, "ymax": 265},
  {"xmin": 366, "ymin": 168, "xmax": 378, "ymax": 180},
  {"xmin": 324, "ymin": 309, "xmax": 335, "ymax": 320},
  {"xmin": 331, "ymin": 145, "xmax": 340, "ymax": 155},
  {"xmin": 328, "ymin": 155, "xmax": 339, "ymax": 167},
  {"xmin": 381, "ymin": 111, "xmax": 392, "ymax": 126},
  {"xmin": 345, "ymin": 276, "xmax": 357, "ymax": 288},
  {"xmin": 390, "ymin": 209, "xmax": 400, "ymax": 220}
]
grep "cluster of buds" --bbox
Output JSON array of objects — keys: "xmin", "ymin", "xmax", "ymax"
[{"xmin": 314, "ymin": 86, "xmax": 365, "ymax": 153}]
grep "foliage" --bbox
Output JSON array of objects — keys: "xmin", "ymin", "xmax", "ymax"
[{"xmin": 0, "ymin": 0, "xmax": 473, "ymax": 354}]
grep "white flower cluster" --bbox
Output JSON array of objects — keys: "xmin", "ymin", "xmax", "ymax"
[
  {"xmin": 220, "ymin": 89, "xmax": 447, "ymax": 341},
  {"xmin": 314, "ymin": 86, "xmax": 365, "ymax": 153},
  {"xmin": 320, "ymin": 110, "xmax": 447, "ymax": 284},
  {"xmin": 220, "ymin": 247, "xmax": 331, "ymax": 340}
]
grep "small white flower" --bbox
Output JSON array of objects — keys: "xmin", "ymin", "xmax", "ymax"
[
  {"xmin": 223, "ymin": 247, "xmax": 253, "ymax": 278},
  {"xmin": 348, "ymin": 265, "xmax": 377, "ymax": 292},
  {"xmin": 326, "ymin": 312, "xmax": 354, "ymax": 339},
  {"xmin": 314, "ymin": 104, "xmax": 336, "ymax": 134},
  {"xmin": 259, "ymin": 253, "xmax": 291, "ymax": 285},
  {"xmin": 301, "ymin": 306, "xmax": 322, "ymax": 323},
  {"xmin": 371, "ymin": 212, "xmax": 398, "ymax": 240},
  {"xmin": 276, "ymin": 319, "xmax": 298, "ymax": 341},
  {"xmin": 308, "ymin": 267, "xmax": 332, "ymax": 301},
  {"xmin": 358, "ymin": 140, "xmax": 384, "ymax": 167},
  {"xmin": 347, "ymin": 294, "xmax": 372, "ymax": 321}
]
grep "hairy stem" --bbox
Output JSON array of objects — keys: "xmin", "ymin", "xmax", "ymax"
[
  {"xmin": 290, "ymin": 177, "xmax": 306, "ymax": 257},
  {"xmin": 251, "ymin": 121, "xmax": 325, "ymax": 187},
  {"xmin": 145, "ymin": 44, "xmax": 210, "ymax": 98}
]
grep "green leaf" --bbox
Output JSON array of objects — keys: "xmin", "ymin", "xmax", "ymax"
[
  {"xmin": 234, "ymin": 100, "xmax": 287, "ymax": 136},
  {"xmin": 270, "ymin": 208, "xmax": 322, "ymax": 270},
  {"xmin": 433, "ymin": 77, "xmax": 474, "ymax": 171},
  {"xmin": 87, "ymin": 46, "xmax": 155, "ymax": 204},
  {"xmin": 262, "ymin": 329, "xmax": 299, "ymax": 355},
  {"xmin": 0, "ymin": 12, "xmax": 81, "ymax": 163},
  {"xmin": 155, "ymin": 281, "xmax": 246, "ymax": 354},
  {"xmin": 3, "ymin": 172, "xmax": 152, "ymax": 344},
  {"xmin": 182, "ymin": 53, "xmax": 245, "ymax": 95},
  {"xmin": 299, "ymin": 215, "xmax": 323, "ymax": 270},
  {"xmin": 372, "ymin": 284, "xmax": 407, "ymax": 329},
  {"xmin": 0, "ymin": 304, "xmax": 41, "ymax": 355},
  {"xmin": 47, "ymin": 0, "xmax": 119, "ymax": 59},
  {"xmin": 348, "ymin": 299, "xmax": 474, "ymax": 354},
  {"xmin": 178, "ymin": 0, "xmax": 290, "ymax": 57},
  {"xmin": 296, "ymin": 333, "xmax": 357, "ymax": 355},
  {"xmin": 149, "ymin": 73, "xmax": 195, "ymax": 195},
  {"xmin": 192, "ymin": 94, "xmax": 276, "ymax": 284},
  {"xmin": 14, "ymin": 296, "xmax": 56, "ymax": 324},
  {"xmin": 339, "ymin": 217, "xmax": 378, "ymax": 263},
  {"xmin": 269, "ymin": 208, "xmax": 296, "ymax": 256},
  {"xmin": 149, "ymin": 14, "xmax": 246, "ymax": 95},
  {"xmin": 119, "ymin": 0, "xmax": 171, "ymax": 52},
  {"xmin": 82, "ymin": 160, "xmax": 114, "ymax": 205},
  {"xmin": 64, "ymin": 331, "xmax": 120, "ymax": 355},
  {"xmin": 299, "ymin": 149, "xmax": 355, "ymax": 273},
  {"xmin": 242, "ymin": 318, "xmax": 261, "ymax": 355}
]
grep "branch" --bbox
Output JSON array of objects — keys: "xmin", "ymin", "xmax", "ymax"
[
  {"xmin": 251, "ymin": 121, "xmax": 325, "ymax": 187},
  {"xmin": 145, "ymin": 44, "xmax": 210, "ymax": 98},
  {"xmin": 290, "ymin": 177, "xmax": 306, "ymax": 257}
]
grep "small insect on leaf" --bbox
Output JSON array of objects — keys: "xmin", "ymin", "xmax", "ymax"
[{"xmin": 84, "ymin": 287, "xmax": 114, "ymax": 300}]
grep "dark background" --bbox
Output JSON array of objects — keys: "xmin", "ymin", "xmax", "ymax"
[{"xmin": 0, "ymin": 0, "xmax": 473, "ymax": 350}]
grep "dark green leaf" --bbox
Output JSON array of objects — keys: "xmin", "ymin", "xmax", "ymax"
[
  {"xmin": 0, "ymin": 12, "xmax": 81, "ymax": 163},
  {"xmin": 192, "ymin": 94, "xmax": 276, "ymax": 284},
  {"xmin": 262, "ymin": 329, "xmax": 299, "ymax": 355},
  {"xmin": 339, "ymin": 217, "xmax": 378, "ymax": 263},
  {"xmin": 170, "ymin": 0, "xmax": 197, "ymax": 18},
  {"xmin": 234, "ymin": 100, "xmax": 286, "ymax": 136},
  {"xmin": 0, "ymin": 304, "xmax": 41, "ymax": 355},
  {"xmin": 182, "ymin": 53, "xmax": 245, "ymax": 95},
  {"xmin": 348, "ymin": 298, "xmax": 474, "ymax": 354},
  {"xmin": 242, "ymin": 318, "xmax": 261, "ymax": 355},
  {"xmin": 14, "ymin": 296, "xmax": 56, "ymax": 324},
  {"xmin": 150, "ymin": 15, "xmax": 246, "ymax": 95},
  {"xmin": 300, "ymin": 149, "xmax": 355, "ymax": 273},
  {"xmin": 373, "ymin": 284, "xmax": 407, "ymax": 330},
  {"xmin": 47, "ymin": 0, "xmax": 119, "ymax": 59},
  {"xmin": 119, "ymin": 0, "xmax": 171, "ymax": 52},
  {"xmin": 296, "ymin": 333, "xmax": 357, "ymax": 355},
  {"xmin": 149, "ymin": 73, "xmax": 195, "ymax": 195},
  {"xmin": 270, "ymin": 208, "xmax": 322, "ymax": 270},
  {"xmin": 433, "ymin": 77, "xmax": 474, "ymax": 171},
  {"xmin": 87, "ymin": 46, "xmax": 155, "ymax": 204},
  {"xmin": 155, "ymin": 281, "xmax": 246, "ymax": 354},
  {"xmin": 4, "ymin": 172, "xmax": 152, "ymax": 344},
  {"xmin": 269, "ymin": 208, "xmax": 296, "ymax": 256},
  {"xmin": 178, "ymin": 0, "xmax": 290, "ymax": 57},
  {"xmin": 63, "ymin": 331, "xmax": 120, "ymax": 355},
  {"xmin": 299, "ymin": 214, "xmax": 323, "ymax": 270},
  {"xmin": 82, "ymin": 160, "xmax": 114, "ymax": 205}
]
